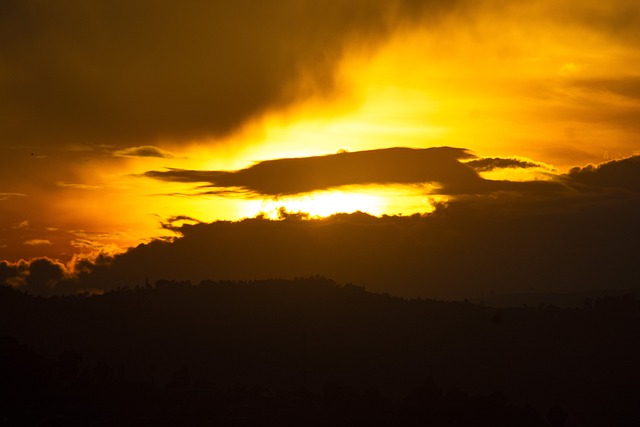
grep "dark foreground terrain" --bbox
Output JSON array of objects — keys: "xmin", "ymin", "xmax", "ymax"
[{"xmin": 1, "ymin": 278, "xmax": 639, "ymax": 426}]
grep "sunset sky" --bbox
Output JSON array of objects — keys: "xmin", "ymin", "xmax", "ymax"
[{"xmin": 1, "ymin": 1, "xmax": 639, "ymax": 295}]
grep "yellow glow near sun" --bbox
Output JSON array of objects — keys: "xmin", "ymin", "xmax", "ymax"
[
  {"xmin": 240, "ymin": 190, "xmax": 385, "ymax": 219},
  {"xmin": 237, "ymin": 185, "xmax": 445, "ymax": 220}
]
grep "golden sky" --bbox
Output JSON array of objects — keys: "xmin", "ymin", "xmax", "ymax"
[{"xmin": 1, "ymin": 0, "xmax": 639, "ymax": 269}]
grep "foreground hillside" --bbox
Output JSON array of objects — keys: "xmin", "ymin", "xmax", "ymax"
[{"xmin": 1, "ymin": 278, "xmax": 639, "ymax": 426}]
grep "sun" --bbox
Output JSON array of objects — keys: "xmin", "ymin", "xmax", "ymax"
[
  {"xmin": 241, "ymin": 188, "xmax": 387, "ymax": 219},
  {"xmin": 237, "ymin": 184, "xmax": 444, "ymax": 220}
]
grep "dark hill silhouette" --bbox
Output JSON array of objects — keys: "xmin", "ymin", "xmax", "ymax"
[
  {"xmin": 1, "ymin": 278, "xmax": 639, "ymax": 426},
  {"xmin": 0, "ymin": 337, "xmax": 551, "ymax": 426}
]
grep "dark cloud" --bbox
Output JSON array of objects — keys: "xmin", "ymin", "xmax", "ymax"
[
  {"xmin": 0, "ymin": 0, "xmax": 458, "ymax": 148},
  {"xmin": 465, "ymin": 157, "xmax": 546, "ymax": 172},
  {"xmin": 1, "ymin": 1, "xmax": 638, "ymax": 152},
  {"xmin": 112, "ymin": 146, "xmax": 175, "ymax": 159},
  {"xmin": 144, "ymin": 147, "xmax": 563, "ymax": 196},
  {"xmin": 161, "ymin": 215, "xmax": 202, "ymax": 232},
  {"xmin": 0, "ymin": 257, "xmax": 66, "ymax": 296},
  {"xmin": 0, "ymin": 261, "xmax": 23, "ymax": 286},
  {"xmin": 10, "ymin": 153, "xmax": 630, "ymax": 299},
  {"xmin": 74, "ymin": 194, "xmax": 638, "ymax": 300},
  {"xmin": 143, "ymin": 169, "xmax": 223, "ymax": 185},
  {"xmin": 567, "ymin": 155, "xmax": 640, "ymax": 193},
  {"xmin": 25, "ymin": 258, "xmax": 65, "ymax": 295}
]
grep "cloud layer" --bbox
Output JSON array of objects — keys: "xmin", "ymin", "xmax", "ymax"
[
  {"xmin": 144, "ymin": 147, "xmax": 560, "ymax": 196},
  {"xmin": 2, "ymin": 0, "xmax": 640, "ymax": 150},
  {"xmin": 0, "ymin": 0, "xmax": 456, "ymax": 148},
  {"xmin": 4, "ymin": 154, "xmax": 638, "ymax": 299}
]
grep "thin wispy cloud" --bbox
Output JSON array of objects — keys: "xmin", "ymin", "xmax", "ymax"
[
  {"xmin": 0, "ymin": 193, "xmax": 27, "ymax": 201},
  {"xmin": 112, "ymin": 146, "xmax": 176, "ymax": 159},
  {"xmin": 24, "ymin": 239, "xmax": 53, "ymax": 246},
  {"xmin": 465, "ymin": 157, "xmax": 550, "ymax": 172}
]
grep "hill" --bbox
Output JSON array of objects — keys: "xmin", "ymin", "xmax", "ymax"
[{"xmin": 1, "ymin": 278, "xmax": 639, "ymax": 425}]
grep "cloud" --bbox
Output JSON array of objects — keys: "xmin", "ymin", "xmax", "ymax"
[
  {"xmin": 567, "ymin": 155, "xmax": 640, "ymax": 193},
  {"xmin": 465, "ymin": 157, "xmax": 548, "ymax": 172},
  {"xmin": 25, "ymin": 258, "xmax": 66, "ymax": 294},
  {"xmin": 0, "ymin": 0, "xmax": 458, "ymax": 148},
  {"xmin": 24, "ymin": 239, "xmax": 53, "ymax": 246},
  {"xmin": 0, "ymin": 0, "xmax": 638, "ymax": 167},
  {"xmin": 0, "ymin": 260, "xmax": 25, "ymax": 287},
  {"xmin": 70, "ymin": 239, "xmax": 104, "ymax": 249},
  {"xmin": 160, "ymin": 215, "xmax": 202, "ymax": 232},
  {"xmin": 0, "ymin": 192, "xmax": 27, "ymax": 201},
  {"xmin": 112, "ymin": 146, "xmax": 175, "ymax": 159},
  {"xmin": 13, "ymin": 221, "xmax": 31, "ymax": 230},
  {"xmin": 0, "ymin": 217, "xmax": 92, "ymax": 263},
  {"xmin": 18, "ymin": 153, "xmax": 625, "ymax": 299},
  {"xmin": 0, "ymin": 257, "xmax": 67, "ymax": 295},
  {"xmin": 55, "ymin": 182, "xmax": 102, "ymax": 190},
  {"xmin": 73, "ymin": 195, "xmax": 637, "ymax": 299},
  {"xmin": 143, "ymin": 147, "xmax": 563, "ymax": 197}
]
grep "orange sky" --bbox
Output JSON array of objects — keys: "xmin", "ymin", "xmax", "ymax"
[{"xmin": 1, "ymin": 0, "xmax": 639, "ymax": 264}]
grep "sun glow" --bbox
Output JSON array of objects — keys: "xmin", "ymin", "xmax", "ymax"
[
  {"xmin": 236, "ymin": 185, "xmax": 445, "ymax": 220},
  {"xmin": 240, "ymin": 190, "xmax": 385, "ymax": 219}
]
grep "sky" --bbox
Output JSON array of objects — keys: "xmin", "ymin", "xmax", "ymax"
[{"xmin": 1, "ymin": 0, "xmax": 639, "ymax": 297}]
